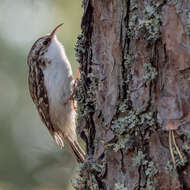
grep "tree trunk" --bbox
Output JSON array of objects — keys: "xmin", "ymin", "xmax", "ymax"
[{"xmin": 74, "ymin": 0, "xmax": 190, "ymax": 189}]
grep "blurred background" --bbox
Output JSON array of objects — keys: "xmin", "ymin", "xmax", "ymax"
[{"xmin": 0, "ymin": 0, "xmax": 82, "ymax": 190}]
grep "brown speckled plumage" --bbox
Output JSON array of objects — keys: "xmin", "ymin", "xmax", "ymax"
[{"xmin": 28, "ymin": 58, "xmax": 54, "ymax": 135}]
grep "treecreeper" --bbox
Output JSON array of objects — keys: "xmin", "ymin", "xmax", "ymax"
[{"xmin": 27, "ymin": 24, "xmax": 85, "ymax": 163}]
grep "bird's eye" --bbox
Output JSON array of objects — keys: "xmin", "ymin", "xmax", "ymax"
[{"xmin": 43, "ymin": 38, "xmax": 50, "ymax": 45}]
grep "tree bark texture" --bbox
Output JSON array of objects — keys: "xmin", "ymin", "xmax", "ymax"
[{"xmin": 74, "ymin": 0, "xmax": 190, "ymax": 189}]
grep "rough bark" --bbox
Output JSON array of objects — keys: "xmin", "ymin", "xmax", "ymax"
[{"xmin": 74, "ymin": 0, "xmax": 190, "ymax": 190}]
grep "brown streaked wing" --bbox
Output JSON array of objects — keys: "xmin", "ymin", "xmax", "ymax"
[{"xmin": 28, "ymin": 62, "xmax": 54, "ymax": 134}]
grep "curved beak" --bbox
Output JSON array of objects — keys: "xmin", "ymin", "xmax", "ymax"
[{"xmin": 49, "ymin": 23, "xmax": 63, "ymax": 39}]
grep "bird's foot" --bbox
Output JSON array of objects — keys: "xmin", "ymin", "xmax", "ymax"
[{"xmin": 68, "ymin": 69, "xmax": 80, "ymax": 110}]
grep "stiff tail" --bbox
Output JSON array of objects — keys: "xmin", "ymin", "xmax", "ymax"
[{"xmin": 66, "ymin": 136, "xmax": 85, "ymax": 163}]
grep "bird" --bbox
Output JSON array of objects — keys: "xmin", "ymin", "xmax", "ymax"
[{"xmin": 27, "ymin": 24, "xmax": 85, "ymax": 163}]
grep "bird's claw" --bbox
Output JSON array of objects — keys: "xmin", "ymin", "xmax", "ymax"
[{"xmin": 68, "ymin": 69, "xmax": 80, "ymax": 110}]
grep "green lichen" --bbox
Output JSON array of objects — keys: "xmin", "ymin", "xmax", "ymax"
[
  {"xmin": 145, "ymin": 161, "xmax": 158, "ymax": 177},
  {"xmin": 123, "ymin": 54, "xmax": 134, "ymax": 90},
  {"xmin": 75, "ymin": 33, "xmax": 85, "ymax": 63},
  {"xmin": 75, "ymin": 81, "xmax": 93, "ymax": 117},
  {"xmin": 115, "ymin": 183, "xmax": 128, "ymax": 190},
  {"xmin": 124, "ymin": 54, "xmax": 134, "ymax": 67},
  {"xmin": 75, "ymin": 74, "xmax": 97, "ymax": 118},
  {"xmin": 74, "ymin": 33, "xmax": 97, "ymax": 130},
  {"xmin": 182, "ymin": 143, "xmax": 190, "ymax": 154},
  {"xmin": 142, "ymin": 4, "xmax": 160, "ymax": 42},
  {"xmin": 143, "ymin": 63, "xmax": 157, "ymax": 81},
  {"xmin": 91, "ymin": 176, "xmax": 99, "ymax": 190},
  {"xmin": 145, "ymin": 161, "xmax": 158, "ymax": 189},
  {"xmin": 72, "ymin": 157, "xmax": 104, "ymax": 190},
  {"xmin": 139, "ymin": 112, "xmax": 155, "ymax": 126},
  {"xmin": 109, "ymin": 134, "xmax": 131, "ymax": 152},
  {"xmin": 75, "ymin": 34, "xmax": 97, "ymax": 117},
  {"xmin": 112, "ymin": 110, "xmax": 138, "ymax": 135},
  {"xmin": 165, "ymin": 148, "xmax": 187, "ymax": 180},
  {"xmin": 90, "ymin": 157, "xmax": 106, "ymax": 178},
  {"xmin": 173, "ymin": 149, "xmax": 187, "ymax": 167},
  {"xmin": 112, "ymin": 110, "xmax": 155, "ymax": 136},
  {"xmin": 130, "ymin": 0, "xmax": 138, "ymax": 11},
  {"xmin": 72, "ymin": 163, "xmax": 89, "ymax": 190},
  {"xmin": 133, "ymin": 152, "xmax": 158, "ymax": 189},
  {"xmin": 165, "ymin": 161, "xmax": 179, "ymax": 179},
  {"xmin": 118, "ymin": 100, "xmax": 128, "ymax": 113},
  {"xmin": 127, "ymin": 15, "xmax": 138, "ymax": 39},
  {"xmin": 182, "ymin": 129, "xmax": 190, "ymax": 139},
  {"xmin": 140, "ymin": 184, "xmax": 155, "ymax": 190},
  {"xmin": 110, "ymin": 110, "xmax": 155, "ymax": 152},
  {"xmin": 133, "ymin": 150, "xmax": 146, "ymax": 166},
  {"xmin": 128, "ymin": 1, "xmax": 161, "ymax": 42}
]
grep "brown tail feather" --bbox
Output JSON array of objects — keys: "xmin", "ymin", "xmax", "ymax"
[{"xmin": 66, "ymin": 136, "xmax": 85, "ymax": 163}]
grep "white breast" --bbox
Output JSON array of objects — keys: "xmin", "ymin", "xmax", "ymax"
[
  {"xmin": 42, "ymin": 36, "xmax": 76, "ymax": 134},
  {"xmin": 43, "ymin": 38, "xmax": 76, "ymax": 139},
  {"xmin": 43, "ymin": 36, "xmax": 73, "ymax": 105}
]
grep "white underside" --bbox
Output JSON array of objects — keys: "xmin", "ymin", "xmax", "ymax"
[{"xmin": 43, "ymin": 36, "xmax": 76, "ymax": 139}]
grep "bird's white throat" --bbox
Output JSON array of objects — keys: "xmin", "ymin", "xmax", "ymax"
[
  {"xmin": 43, "ymin": 36, "xmax": 73, "ymax": 106},
  {"xmin": 46, "ymin": 36, "xmax": 70, "ymax": 66}
]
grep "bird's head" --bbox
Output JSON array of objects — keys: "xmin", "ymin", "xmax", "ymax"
[{"xmin": 28, "ymin": 23, "xmax": 63, "ymax": 63}]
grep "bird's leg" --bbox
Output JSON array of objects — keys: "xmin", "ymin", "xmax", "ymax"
[
  {"xmin": 167, "ymin": 120, "xmax": 184, "ymax": 165},
  {"xmin": 69, "ymin": 69, "xmax": 80, "ymax": 110}
]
